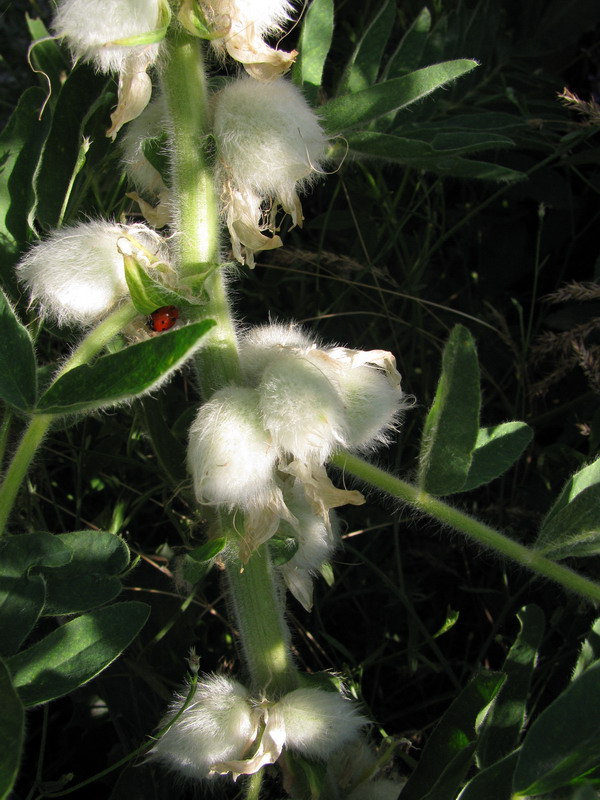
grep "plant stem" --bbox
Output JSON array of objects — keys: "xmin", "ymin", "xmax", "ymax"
[
  {"xmin": 331, "ymin": 451, "xmax": 600, "ymax": 604},
  {"xmin": 161, "ymin": 31, "xmax": 297, "ymax": 695},
  {"xmin": 226, "ymin": 540, "xmax": 299, "ymax": 696},
  {"xmin": 0, "ymin": 302, "xmax": 138, "ymax": 534},
  {"xmin": 161, "ymin": 30, "xmax": 240, "ymax": 393}
]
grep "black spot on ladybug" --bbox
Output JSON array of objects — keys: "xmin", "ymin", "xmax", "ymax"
[{"xmin": 147, "ymin": 306, "xmax": 180, "ymax": 332}]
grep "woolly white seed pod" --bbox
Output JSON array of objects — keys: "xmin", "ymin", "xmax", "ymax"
[
  {"xmin": 214, "ymin": 77, "xmax": 327, "ymax": 220},
  {"xmin": 16, "ymin": 220, "xmax": 167, "ymax": 326},
  {"xmin": 121, "ymin": 95, "xmax": 169, "ymax": 196},
  {"xmin": 52, "ymin": 0, "xmax": 164, "ymax": 74},
  {"xmin": 150, "ymin": 675, "xmax": 258, "ymax": 780},
  {"xmin": 275, "ymin": 688, "xmax": 368, "ymax": 760},
  {"xmin": 239, "ymin": 322, "xmax": 315, "ymax": 384},
  {"xmin": 258, "ymin": 355, "xmax": 347, "ymax": 463},
  {"xmin": 336, "ymin": 364, "xmax": 403, "ymax": 452},
  {"xmin": 188, "ymin": 386, "xmax": 277, "ymax": 509}
]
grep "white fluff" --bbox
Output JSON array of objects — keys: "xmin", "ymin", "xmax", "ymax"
[
  {"xmin": 258, "ymin": 355, "xmax": 347, "ymax": 463},
  {"xmin": 150, "ymin": 675, "xmax": 258, "ymax": 780},
  {"xmin": 188, "ymin": 386, "xmax": 277, "ymax": 509},
  {"xmin": 214, "ymin": 77, "xmax": 327, "ymax": 211},
  {"xmin": 204, "ymin": 0, "xmax": 294, "ymax": 39},
  {"xmin": 335, "ymin": 364, "xmax": 402, "ymax": 451},
  {"xmin": 16, "ymin": 220, "xmax": 167, "ymax": 326},
  {"xmin": 275, "ymin": 688, "xmax": 368, "ymax": 759},
  {"xmin": 239, "ymin": 322, "xmax": 315, "ymax": 383},
  {"xmin": 52, "ymin": 0, "xmax": 163, "ymax": 74}
]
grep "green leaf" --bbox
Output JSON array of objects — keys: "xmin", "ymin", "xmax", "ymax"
[
  {"xmin": 428, "ymin": 156, "xmax": 525, "ymax": 183},
  {"xmin": 36, "ymin": 320, "xmax": 215, "ymax": 415},
  {"xmin": 320, "ymin": 60, "xmax": 478, "ymax": 133},
  {"xmin": 401, "ymin": 671, "xmax": 505, "ymax": 800},
  {"xmin": 418, "ymin": 325, "xmax": 481, "ymax": 495},
  {"xmin": 541, "ymin": 458, "xmax": 600, "ymax": 531},
  {"xmin": 0, "ymin": 659, "xmax": 24, "ymax": 800},
  {"xmin": 41, "ymin": 532, "xmax": 130, "ymax": 615},
  {"xmin": 535, "ymin": 483, "xmax": 600, "ymax": 560},
  {"xmin": 0, "ymin": 533, "xmax": 72, "ymax": 657},
  {"xmin": 457, "ymin": 750, "xmax": 519, "ymax": 800},
  {"xmin": 478, "ymin": 605, "xmax": 545, "ymax": 767},
  {"xmin": 572, "ymin": 617, "xmax": 600, "ymax": 681},
  {"xmin": 0, "ymin": 86, "xmax": 49, "ymax": 255},
  {"xmin": 34, "ymin": 64, "xmax": 108, "ymax": 229},
  {"xmin": 513, "ymin": 661, "xmax": 600, "ymax": 796},
  {"xmin": 269, "ymin": 536, "xmax": 300, "ymax": 566},
  {"xmin": 0, "ymin": 288, "xmax": 37, "ymax": 411},
  {"xmin": 181, "ymin": 538, "xmax": 227, "ymax": 586},
  {"xmin": 383, "ymin": 6, "xmax": 432, "ymax": 80},
  {"xmin": 292, "ymin": 0, "xmax": 334, "ymax": 102},
  {"xmin": 420, "ymin": 743, "xmax": 477, "ymax": 800},
  {"xmin": 346, "ymin": 130, "xmax": 514, "ymax": 161},
  {"xmin": 338, "ymin": 0, "xmax": 397, "ymax": 94},
  {"xmin": 461, "ymin": 423, "xmax": 533, "ymax": 492},
  {"xmin": 7, "ymin": 601, "xmax": 150, "ymax": 707},
  {"xmin": 123, "ymin": 254, "xmax": 194, "ymax": 315}
]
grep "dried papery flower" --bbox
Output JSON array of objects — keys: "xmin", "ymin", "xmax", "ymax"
[
  {"xmin": 202, "ymin": 0, "xmax": 297, "ymax": 80},
  {"xmin": 149, "ymin": 674, "xmax": 259, "ymax": 780},
  {"xmin": 188, "ymin": 386, "xmax": 278, "ymax": 510},
  {"xmin": 52, "ymin": 0, "xmax": 168, "ymax": 136},
  {"xmin": 214, "ymin": 77, "xmax": 327, "ymax": 265},
  {"xmin": 275, "ymin": 688, "xmax": 368, "ymax": 759},
  {"xmin": 277, "ymin": 481, "xmax": 336, "ymax": 611},
  {"xmin": 16, "ymin": 220, "xmax": 168, "ymax": 326}
]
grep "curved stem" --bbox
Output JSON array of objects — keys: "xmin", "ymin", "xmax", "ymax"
[
  {"xmin": 0, "ymin": 302, "xmax": 138, "ymax": 534},
  {"xmin": 331, "ymin": 451, "xmax": 600, "ymax": 604}
]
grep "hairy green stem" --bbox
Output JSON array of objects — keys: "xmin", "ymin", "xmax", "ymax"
[
  {"xmin": 161, "ymin": 32, "xmax": 297, "ymax": 694},
  {"xmin": 0, "ymin": 302, "xmax": 138, "ymax": 534},
  {"xmin": 331, "ymin": 451, "xmax": 600, "ymax": 604},
  {"xmin": 226, "ymin": 541, "xmax": 298, "ymax": 695}
]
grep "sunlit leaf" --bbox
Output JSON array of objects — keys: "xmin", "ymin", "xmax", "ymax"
[{"xmin": 36, "ymin": 320, "xmax": 215, "ymax": 415}]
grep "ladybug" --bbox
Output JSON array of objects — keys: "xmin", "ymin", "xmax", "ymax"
[{"xmin": 147, "ymin": 305, "xmax": 179, "ymax": 332}]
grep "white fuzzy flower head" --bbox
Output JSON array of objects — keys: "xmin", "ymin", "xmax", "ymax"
[
  {"xmin": 258, "ymin": 354, "xmax": 347, "ymax": 464},
  {"xmin": 275, "ymin": 688, "xmax": 368, "ymax": 760},
  {"xmin": 16, "ymin": 220, "xmax": 167, "ymax": 326},
  {"xmin": 52, "ymin": 0, "xmax": 164, "ymax": 73},
  {"xmin": 149, "ymin": 674, "xmax": 259, "ymax": 780},
  {"xmin": 239, "ymin": 322, "xmax": 314, "ymax": 383},
  {"xmin": 214, "ymin": 77, "xmax": 327, "ymax": 265},
  {"xmin": 202, "ymin": 0, "xmax": 297, "ymax": 80},
  {"xmin": 52, "ymin": 0, "xmax": 168, "ymax": 137},
  {"xmin": 188, "ymin": 386, "xmax": 278, "ymax": 510}
]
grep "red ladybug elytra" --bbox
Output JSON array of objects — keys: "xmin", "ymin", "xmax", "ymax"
[{"xmin": 147, "ymin": 305, "xmax": 179, "ymax": 332}]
